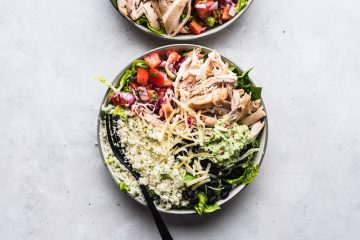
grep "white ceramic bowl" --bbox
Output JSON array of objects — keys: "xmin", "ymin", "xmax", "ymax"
[
  {"xmin": 109, "ymin": 0, "xmax": 254, "ymax": 41},
  {"xmin": 97, "ymin": 44, "xmax": 268, "ymax": 214}
]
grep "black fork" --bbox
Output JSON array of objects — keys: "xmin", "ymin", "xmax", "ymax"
[{"xmin": 105, "ymin": 114, "xmax": 173, "ymax": 240}]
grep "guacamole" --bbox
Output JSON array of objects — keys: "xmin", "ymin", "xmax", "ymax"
[{"xmin": 201, "ymin": 121, "xmax": 250, "ymax": 167}]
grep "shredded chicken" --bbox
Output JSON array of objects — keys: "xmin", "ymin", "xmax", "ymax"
[{"xmin": 162, "ymin": 0, "xmax": 191, "ymax": 36}]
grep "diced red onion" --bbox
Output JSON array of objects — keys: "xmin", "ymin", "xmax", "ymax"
[
  {"xmin": 187, "ymin": 118, "xmax": 194, "ymax": 125},
  {"xmin": 229, "ymin": 6, "xmax": 236, "ymax": 16},
  {"xmin": 137, "ymin": 86, "xmax": 149, "ymax": 102},
  {"xmin": 121, "ymin": 92, "xmax": 135, "ymax": 105},
  {"xmin": 195, "ymin": 3, "xmax": 207, "ymax": 9},
  {"xmin": 159, "ymin": 60, "xmax": 166, "ymax": 68},
  {"xmin": 209, "ymin": 2, "xmax": 218, "ymax": 10}
]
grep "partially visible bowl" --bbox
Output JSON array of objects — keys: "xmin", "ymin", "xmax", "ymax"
[
  {"xmin": 97, "ymin": 44, "xmax": 268, "ymax": 214},
  {"xmin": 109, "ymin": 0, "xmax": 254, "ymax": 41}
]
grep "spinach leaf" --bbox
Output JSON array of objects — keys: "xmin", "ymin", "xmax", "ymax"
[{"xmin": 234, "ymin": 68, "xmax": 262, "ymax": 100}]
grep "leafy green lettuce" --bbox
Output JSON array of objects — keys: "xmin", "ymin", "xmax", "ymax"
[
  {"xmin": 205, "ymin": 16, "xmax": 217, "ymax": 27},
  {"xmin": 227, "ymin": 164, "xmax": 259, "ymax": 185},
  {"xmin": 136, "ymin": 15, "xmax": 166, "ymax": 36},
  {"xmin": 183, "ymin": 173, "xmax": 197, "ymax": 187},
  {"xmin": 118, "ymin": 59, "xmax": 149, "ymax": 91},
  {"xmin": 112, "ymin": 105, "xmax": 129, "ymax": 121},
  {"xmin": 194, "ymin": 192, "xmax": 220, "ymax": 215},
  {"xmin": 119, "ymin": 181, "xmax": 130, "ymax": 192},
  {"xmin": 235, "ymin": 0, "xmax": 248, "ymax": 14}
]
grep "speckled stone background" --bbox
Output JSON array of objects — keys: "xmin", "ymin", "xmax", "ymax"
[{"xmin": 1, "ymin": 0, "xmax": 360, "ymax": 239}]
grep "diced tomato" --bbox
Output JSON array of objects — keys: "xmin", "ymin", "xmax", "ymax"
[
  {"xmin": 144, "ymin": 52, "xmax": 161, "ymax": 68},
  {"xmin": 136, "ymin": 68, "xmax": 148, "ymax": 86},
  {"xmin": 157, "ymin": 88, "xmax": 167, "ymax": 99},
  {"xmin": 149, "ymin": 68, "xmax": 165, "ymax": 87},
  {"xmin": 148, "ymin": 90, "xmax": 157, "ymax": 101},
  {"xmin": 189, "ymin": 20, "xmax": 204, "ymax": 35},
  {"xmin": 196, "ymin": 0, "xmax": 215, "ymax": 19},
  {"xmin": 222, "ymin": 6, "xmax": 232, "ymax": 21},
  {"xmin": 166, "ymin": 50, "xmax": 180, "ymax": 61},
  {"xmin": 166, "ymin": 49, "xmax": 175, "ymax": 57}
]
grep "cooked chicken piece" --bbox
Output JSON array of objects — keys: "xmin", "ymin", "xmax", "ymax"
[
  {"xmin": 231, "ymin": 89, "xmax": 242, "ymax": 111},
  {"xmin": 130, "ymin": 2, "xmax": 161, "ymax": 30},
  {"xmin": 201, "ymin": 115, "xmax": 217, "ymax": 127},
  {"xmin": 159, "ymin": 0, "xmax": 171, "ymax": 14},
  {"xmin": 162, "ymin": 0, "xmax": 191, "ymax": 36},
  {"xmin": 236, "ymin": 93, "xmax": 251, "ymax": 120},
  {"xmin": 151, "ymin": 0, "xmax": 163, "ymax": 18},
  {"xmin": 117, "ymin": 0, "xmax": 132, "ymax": 15},
  {"xmin": 189, "ymin": 88, "xmax": 229, "ymax": 110},
  {"xmin": 190, "ymin": 74, "xmax": 237, "ymax": 96},
  {"xmin": 249, "ymin": 121, "xmax": 265, "ymax": 142},
  {"xmin": 143, "ymin": 2, "xmax": 161, "ymax": 30},
  {"xmin": 207, "ymin": 51, "xmax": 227, "ymax": 76},
  {"xmin": 175, "ymin": 57, "xmax": 191, "ymax": 83},
  {"xmin": 196, "ymin": 57, "xmax": 211, "ymax": 81},
  {"xmin": 212, "ymin": 87, "xmax": 228, "ymax": 105},
  {"xmin": 249, "ymin": 99, "xmax": 261, "ymax": 114},
  {"xmin": 241, "ymin": 105, "xmax": 266, "ymax": 126},
  {"xmin": 188, "ymin": 93, "xmax": 214, "ymax": 109},
  {"xmin": 213, "ymin": 105, "xmax": 231, "ymax": 115},
  {"xmin": 223, "ymin": 92, "xmax": 250, "ymax": 122}
]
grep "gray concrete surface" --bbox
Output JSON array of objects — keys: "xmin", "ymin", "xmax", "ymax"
[{"xmin": 1, "ymin": 0, "xmax": 360, "ymax": 239}]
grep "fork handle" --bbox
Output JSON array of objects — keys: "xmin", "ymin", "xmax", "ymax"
[{"xmin": 140, "ymin": 185, "xmax": 173, "ymax": 240}]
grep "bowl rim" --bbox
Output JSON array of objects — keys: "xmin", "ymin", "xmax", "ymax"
[
  {"xmin": 109, "ymin": 0, "xmax": 255, "ymax": 41},
  {"xmin": 97, "ymin": 44, "xmax": 268, "ymax": 214}
]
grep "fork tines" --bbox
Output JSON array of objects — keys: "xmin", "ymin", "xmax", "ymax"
[{"xmin": 105, "ymin": 114, "xmax": 139, "ymax": 179}]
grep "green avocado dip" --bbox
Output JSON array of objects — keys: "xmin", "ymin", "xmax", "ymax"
[{"xmin": 201, "ymin": 121, "xmax": 250, "ymax": 167}]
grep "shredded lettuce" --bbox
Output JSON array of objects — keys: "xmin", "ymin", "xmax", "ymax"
[
  {"xmin": 96, "ymin": 76, "xmax": 119, "ymax": 92},
  {"xmin": 118, "ymin": 59, "xmax": 149, "ymax": 91},
  {"xmin": 235, "ymin": 0, "xmax": 248, "ymax": 14},
  {"xmin": 135, "ymin": 15, "xmax": 166, "ymax": 36},
  {"xmin": 132, "ymin": 59, "xmax": 149, "ymax": 69},
  {"xmin": 119, "ymin": 181, "xmax": 130, "ymax": 192},
  {"xmin": 112, "ymin": 106, "xmax": 129, "ymax": 121},
  {"xmin": 194, "ymin": 192, "xmax": 207, "ymax": 214},
  {"xmin": 183, "ymin": 173, "xmax": 197, "ymax": 187},
  {"xmin": 205, "ymin": 16, "xmax": 216, "ymax": 27},
  {"xmin": 227, "ymin": 164, "xmax": 259, "ymax": 185},
  {"xmin": 194, "ymin": 192, "xmax": 220, "ymax": 215},
  {"xmin": 204, "ymin": 203, "xmax": 221, "ymax": 213}
]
